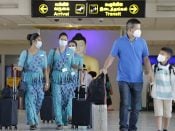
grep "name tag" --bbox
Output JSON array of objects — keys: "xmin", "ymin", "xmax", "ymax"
[
  {"xmin": 66, "ymin": 53, "xmax": 70, "ymax": 56},
  {"xmin": 71, "ymin": 71, "xmax": 76, "ymax": 76},
  {"xmin": 62, "ymin": 68, "xmax": 68, "ymax": 72},
  {"xmin": 40, "ymin": 54, "xmax": 44, "ymax": 57}
]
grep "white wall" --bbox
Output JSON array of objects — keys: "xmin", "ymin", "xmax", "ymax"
[
  {"xmin": 0, "ymin": 0, "xmax": 30, "ymax": 15},
  {"xmin": 0, "ymin": 29, "xmax": 39, "ymax": 41},
  {"xmin": 143, "ymin": 30, "xmax": 175, "ymax": 41}
]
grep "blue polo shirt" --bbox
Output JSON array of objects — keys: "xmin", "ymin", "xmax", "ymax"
[{"xmin": 111, "ymin": 35, "xmax": 149, "ymax": 82}]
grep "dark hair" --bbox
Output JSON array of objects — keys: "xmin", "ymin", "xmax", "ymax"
[
  {"xmin": 58, "ymin": 32, "xmax": 68, "ymax": 39},
  {"xmin": 72, "ymin": 33, "xmax": 86, "ymax": 45},
  {"xmin": 88, "ymin": 71, "xmax": 97, "ymax": 78},
  {"xmin": 68, "ymin": 40, "xmax": 77, "ymax": 47},
  {"xmin": 126, "ymin": 19, "xmax": 141, "ymax": 30},
  {"xmin": 27, "ymin": 33, "xmax": 40, "ymax": 45},
  {"xmin": 83, "ymin": 64, "xmax": 87, "ymax": 70},
  {"xmin": 161, "ymin": 47, "xmax": 173, "ymax": 56}
]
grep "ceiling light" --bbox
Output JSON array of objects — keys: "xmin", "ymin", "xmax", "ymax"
[
  {"xmin": 0, "ymin": 3, "xmax": 18, "ymax": 9},
  {"xmin": 157, "ymin": 5, "xmax": 175, "ymax": 11}
]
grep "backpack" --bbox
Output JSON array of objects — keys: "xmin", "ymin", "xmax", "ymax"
[
  {"xmin": 154, "ymin": 63, "xmax": 175, "ymax": 75},
  {"xmin": 87, "ymin": 73, "xmax": 106, "ymax": 105}
]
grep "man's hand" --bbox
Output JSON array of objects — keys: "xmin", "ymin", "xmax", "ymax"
[
  {"xmin": 13, "ymin": 66, "xmax": 22, "ymax": 71},
  {"xmin": 147, "ymin": 73, "xmax": 154, "ymax": 83},
  {"xmin": 100, "ymin": 68, "xmax": 107, "ymax": 74}
]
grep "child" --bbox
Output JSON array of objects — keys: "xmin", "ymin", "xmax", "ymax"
[{"xmin": 151, "ymin": 47, "xmax": 175, "ymax": 131}]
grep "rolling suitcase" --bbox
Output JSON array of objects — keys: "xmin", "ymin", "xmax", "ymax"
[
  {"xmin": 0, "ymin": 70, "xmax": 18, "ymax": 130},
  {"xmin": 40, "ymin": 94, "xmax": 54, "ymax": 123},
  {"xmin": 71, "ymin": 71, "xmax": 92, "ymax": 129},
  {"xmin": 90, "ymin": 73, "xmax": 108, "ymax": 131}
]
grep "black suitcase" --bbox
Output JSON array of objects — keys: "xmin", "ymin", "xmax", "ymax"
[
  {"xmin": 72, "ymin": 98, "xmax": 92, "ymax": 129},
  {"xmin": 74, "ymin": 86, "xmax": 86, "ymax": 99},
  {"xmin": 0, "ymin": 70, "xmax": 18, "ymax": 130},
  {"xmin": 0, "ymin": 99, "xmax": 18, "ymax": 130},
  {"xmin": 40, "ymin": 95, "xmax": 54, "ymax": 123},
  {"xmin": 71, "ymin": 71, "xmax": 92, "ymax": 129}
]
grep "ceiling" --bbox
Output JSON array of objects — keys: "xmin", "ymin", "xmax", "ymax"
[
  {"xmin": 0, "ymin": 0, "xmax": 175, "ymax": 30},
  {"xmin": 0, "ymin": 15, "xmax": 175, "ymax": 30}
]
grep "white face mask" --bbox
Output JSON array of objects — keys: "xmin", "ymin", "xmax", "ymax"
[
  {"xmin": 69, "ymin": 47, "xmax": 76, "ymax": 52},
  {"xmin": 133, "ymin": 29, "xmax": 142, "ymax": 38},
  {"xmin": 36, "ymin": 41, "xmax": 42, "ymax": 49},
  {"xmin": 59, "ymin": 40, "xmax": 67, "ymax": 46},
  {"xmin": 157, "ymin": 54, "xmax": 166, "ymax": 62}
]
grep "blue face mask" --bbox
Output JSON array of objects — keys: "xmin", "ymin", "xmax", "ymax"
[
  {"xmin": 59, "ymin": 40, "xmax": 67, "ymax": 46},
  {"xmin": 69, "ymin": 47, "xmax": 76, "ymax": 52}
]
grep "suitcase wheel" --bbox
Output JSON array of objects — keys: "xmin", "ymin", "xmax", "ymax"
[
  {"xmin": 51, "ymin": 120, "xmax": 54, "ymax": 123},
  {"xmin": 43, "ymin": 120, "xmax": 45, "ymax": 123},
  {"xmin": 87, "ymin": 125, "xmax": 92, "ymax": 129},
  {"xmin": 71, "ymin": 125, "xmax": 78, "ymax": 129},
  {"xmin": 47, "ymin": 120, "xmax": 50, "ymax": 123},
  {"xmin": 71, "ymin": 125, "xmax": 74, "ymax": 129},
  {"xmin": 9, "ymin": 126, "xmax": 12, "ymax": 130},
  {"xmin": 0, "ymin": 125, "xmax": 2, "ymax": 130},
  {"xmin": 14, "ymin": 125, "xmax": 17, "ymax": 130},
  {"xmin": 75, "ymin": 125, "xmax": 78, "ymax": 129},
  {"xmin": 5, "ymin": 126, "xmax": 8, "ymax": 129}
]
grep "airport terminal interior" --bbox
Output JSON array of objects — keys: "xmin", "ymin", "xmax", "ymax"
[{"xmin": 1, "ymin": 0, "xmax": 175, "ymax": 130}]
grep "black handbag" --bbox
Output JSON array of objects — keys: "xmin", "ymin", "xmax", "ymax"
[{"xmin": 18, "ymin": 50, "xmax": 28, "ymax": 95}]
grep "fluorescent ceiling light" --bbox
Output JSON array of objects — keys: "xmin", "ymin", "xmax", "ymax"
[
  {"xmin": 157, "ymin": 5, "xmax": 175, "ymax": 11},
  {"xmin": 0, "ymin": 3, "xmax": 18, "ymax": 8}
]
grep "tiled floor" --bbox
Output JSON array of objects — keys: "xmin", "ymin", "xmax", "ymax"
[{"xmin": 1, "ymin": 110, "xmax": 175, "ymax": 131}]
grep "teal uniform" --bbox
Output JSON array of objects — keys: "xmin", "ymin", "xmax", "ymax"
[
  {"xmin": 48, "ymin": 48, "xmax": 75, "ymax": 125},
  {"xmin": 18, "ymin": 50, "xmax": 47, "ymax": 125}
]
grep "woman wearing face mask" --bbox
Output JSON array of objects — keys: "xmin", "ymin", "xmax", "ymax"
[
  {"xmin": 48, "ymin": 32, "xmax": 75, "ymax": 130},
  {"xmin": 13, "ymin": 33, "xmax": 49, "ymax": 130},
  {"xmin": 151, "ymin": 47, "xmax": 175, "ymax": 131},
  {"xmin": 67, "ymin": 40, "xmax": 83, "ymax": 122},
  {"xmin": 68, "ymin": 40, "xmax": 83, "ymax": 87}
]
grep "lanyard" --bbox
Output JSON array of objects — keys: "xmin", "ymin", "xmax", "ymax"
[{"xmin": 58, "ymin": 47, "xmax": 67, "ymax": 67}]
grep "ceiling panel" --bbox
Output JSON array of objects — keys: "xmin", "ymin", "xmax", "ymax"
[
  {"xmin": 0, "ymin": 15, "xmax": 174, "ymax": 30},
  {"xmin": 155, "ymin": 18, "xmax": 175, "ymax": 29}
]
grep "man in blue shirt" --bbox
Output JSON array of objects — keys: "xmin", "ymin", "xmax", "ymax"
[{"xmin": 102, "ymin": 19, "xmax": 153, "ymax": 131}]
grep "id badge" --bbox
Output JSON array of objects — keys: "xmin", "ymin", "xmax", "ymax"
[
  {"xmin": 71, "ymin": 71, "xmax": 75, "ymax": 76},
  {"xmin": 62, "ymin": 68, "xmax": 68, "ymax": 72}
]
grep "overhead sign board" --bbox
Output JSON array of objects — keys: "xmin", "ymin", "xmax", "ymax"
[{"xmin": 32, "ymin": 0, "xmax": 145, "ymax": 18}]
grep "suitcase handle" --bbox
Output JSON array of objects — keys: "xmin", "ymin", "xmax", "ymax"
[
  {"xmin": 13, "ymin": 70, "xmax": 17, "ymax": 100},
  {"xmin": 77, "ymin": 70, "xmax": 88, "ymax": 99}
]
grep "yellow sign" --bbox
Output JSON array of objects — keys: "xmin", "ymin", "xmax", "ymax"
[
  {"xmin": 32, "ymin": 1, "xmax": 145, "ymax": 18},
  {"xmin": 129, "ymin": 4, "xmax": 139, "ymax": 15},
  {"xmin": 75, "ymin": 4, "xmax": 85, "ymax": 14},
  {"xmin": 39, "ymin": 4, "xmax": 48, "ymax": 14},
  {"xmin": 54, "ymin": 2, "xmax": 70, "ymax": 16},
  {"xmin": 89, "ymin": 4, "xmax": 98, "ymax": 14}
]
